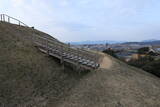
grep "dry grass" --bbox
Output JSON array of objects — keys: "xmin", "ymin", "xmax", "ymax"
[
  {"xmin": 0, "ymin": 22, "xmax": 160, "ymax": 107},
  {"xmin": 56, "ymin": 56, "xmax": 160, "ymax": 107},
  {"xmin": 0, "ymin": 22, "xmax": 82, "ymax": 107}
]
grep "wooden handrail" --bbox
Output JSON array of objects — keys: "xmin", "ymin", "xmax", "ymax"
[
  {"xmin": 0, "ymin": 14, "xmax": 28, "ymax": 27},
  {"xmin": 0, "ymin": 14, "xmax": 101, "ymax": 68},
  {"xmin": 34, "ymin": 34, "xmax": 101, "ymax": 63}
]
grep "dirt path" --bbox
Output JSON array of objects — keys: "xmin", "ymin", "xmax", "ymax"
[
  {"xmin": 98, "ymin": 52, "xmax": 113, "ymax": 69},
  {"xmin": 88, "ymin": 50, "xmax": 113, "ymax": 69},
  {"xmin": 100, "ymin": 55, "xmax": 112, "ymax": 69}
]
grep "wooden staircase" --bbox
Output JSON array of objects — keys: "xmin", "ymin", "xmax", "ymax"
[{"xmin": 0, "ymin": 14, "xmax": 101, "ymax": 70}]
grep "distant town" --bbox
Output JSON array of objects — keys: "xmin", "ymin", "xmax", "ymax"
[{"xmin": 73, "ymin": 40, "xmax": 160, "ymax": 62}]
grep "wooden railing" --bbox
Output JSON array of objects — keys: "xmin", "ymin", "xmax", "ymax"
[
  {"xmin": 0, "ymin": 14, "xmax": 28, "ymax": 27},
  {"xmin": 0, "ymin": 14, "xmax": 101, "ymax": 69},
  {"xmin": 33, "ymin": 34, "xmax": 101, "ymax": 69}
]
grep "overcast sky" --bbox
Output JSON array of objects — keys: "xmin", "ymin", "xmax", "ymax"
[{"xmin": 1, "ymin": 0, "xmax": 160, "ymax": 42}]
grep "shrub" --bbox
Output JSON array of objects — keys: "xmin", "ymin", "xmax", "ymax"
[
  {"xmin": 103, "ymin": 48, "xmax": 118, "ymax": 58},
  {"xmin": 128, "ymin": 56, "xmax": 154, "ymax": 68},
  {"xmin": 138, "ymin": 47, "xmax": 149, "ymax": 54},
  {"xmin": 142, "ymin": 59, "xmax": 160, "ymax": 77}
]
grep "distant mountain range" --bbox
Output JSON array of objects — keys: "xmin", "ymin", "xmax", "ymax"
[
  {"xmin": 70, "ymin": 39, "xmax": 160, "ymax": 45},
  {"xmin": 122, "ymin": 40, "xmax": 160, "ymax": 45},
  {"xmin": 142, "ymin": 39, "xmax": 159, "ymax": 42},
  {"xmin": 70, "ymin": 40, "xmax": 125, "ymax": 45}
]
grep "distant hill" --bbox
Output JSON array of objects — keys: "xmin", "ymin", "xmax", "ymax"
[
  {"xmin": 70, "ymin": 40, "xmax": 125, "ymax": 45},
  {"xmin": 122, "ymin": 40, "xmax": 160, "ymax": 45},
  {"xmin": 142, "ymin": 39, "xmax": 159, "ymax": 42},
  {"xmin": 70, "ymin": 39, "xmax": 160, "ymax": 45}
]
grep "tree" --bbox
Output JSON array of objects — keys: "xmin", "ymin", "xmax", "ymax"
[
  {"xmin": 103, "ymin": 48, "xmax": 118, "ymax": 58},
  {"xmin": 128, "ymin": 56, "xmax": 154, "ymax": 68},
  {"xmin": 142, "ymin": 59, "xmax": 160, "ymax": 77},
  {"xmin": 138, "ymin": 47, "xmax": 150, "ymax": 54}
]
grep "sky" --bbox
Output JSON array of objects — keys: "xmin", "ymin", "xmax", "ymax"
[{"xmin": 0, "ymin": 0, "xmax": 160, "ymax": 42}]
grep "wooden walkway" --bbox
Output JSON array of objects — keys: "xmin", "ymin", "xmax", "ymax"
[{"xmin": 0, "ymin": 14, "xmax": 101, "ymax": 70}]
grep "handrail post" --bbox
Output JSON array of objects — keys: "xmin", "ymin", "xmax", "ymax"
[
  {"xmin": 8, "ymin": 17, "xmax": 10, "ymax": 23},
  {"xmin": 3, "ymin": 14, "xmax": 5, "ymax": 22},
  {"xmin": 61, "ymin": 44, "xmax": 65, "ymax": 70},
  {"xmin": 60, "ymin": 44, "xmax": 64, "ymax": 64},
  {"xmin": 2, "ymin": 14, "xmax": 3, "ymax": 21},
  {"xmin": 19, "ymin": 21, "xmax": 20, "ymax": 26},
  {"xmin": 77, "ymin": 48, "xmax": 80, "ymax": 72},
  {"xmin": 77, "ymin": 48, "xmax": 79, "ymax": 63},
  {"xmin": 95, "ymin": 51, "xmax": 97, "ymax": 63},
  {"xmin": 3, "ymin": 14, "xmax": 6, "ymax": 21},
  {"xmin": 68, "ymin": 43, "xmax": 70, "ymax": 54},
  {"xmin": 0, "ymin": 14, "xmax": 28, "ymax": 27},
  {"xmin": 0, "ymin": 14, "xmax": 2, "ymax": 21},
  {"xmin": 46, "ymin": 39, "xmax": 49, "ymax": 55}
]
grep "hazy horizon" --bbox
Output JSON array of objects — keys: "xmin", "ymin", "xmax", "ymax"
[
  {"xmin": 1, "ymin": 0, "xmax": 160, "ymax": 42},
  {"xmin": 68, "ymin": 38, "xmax": 160, "ymax": 43}
]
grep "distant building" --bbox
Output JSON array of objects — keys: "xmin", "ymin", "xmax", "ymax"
[
  {"xmin": 131, "ymin": 54, "xmax": 147, "ymax": 60},
  {"xmin": 155, "ymin": 48, "xmax": 160, "ymax": 52}
]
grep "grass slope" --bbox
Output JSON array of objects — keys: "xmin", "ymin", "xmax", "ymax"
[
  {"xmin": 0, "ymin": 22, "xmax": 81, "ymax": 107},
  {"xmin": 55, "ymin": 55, "xmax": 160, "ymax": 107},
  {"xmin": 0, "ymin": 22, "xmax": 160, "ymax": 107}
]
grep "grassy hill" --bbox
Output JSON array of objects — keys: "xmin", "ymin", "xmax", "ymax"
[
  {"xmin": 0, "ymin": 22, "xmax": 82, "ymax": 107},
  {"xmin": 55, "ymin": 56, "xmax": 160, "ymax": 107},
  {"xmin": 0, "ymin": 22, "xmax": 160, "ymax": 107}
]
